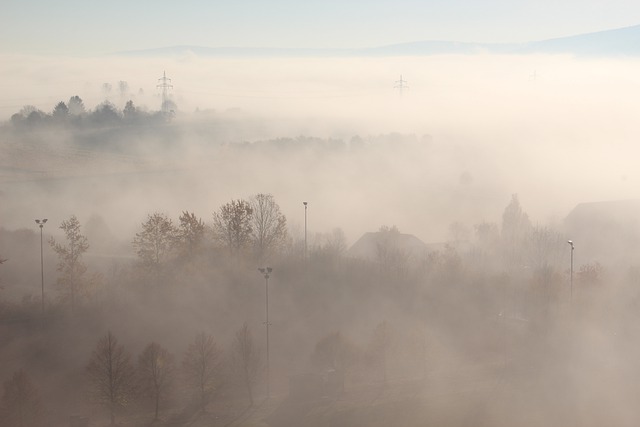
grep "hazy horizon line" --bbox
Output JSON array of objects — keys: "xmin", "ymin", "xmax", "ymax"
[{"xmin": 113, "ymin": 23, "xmax": 640, "ymax": 58}]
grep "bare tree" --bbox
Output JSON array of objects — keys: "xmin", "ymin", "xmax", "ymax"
[
  {"xmin": 86, "ymin": 331, "xmax": 135, "ymax": 426},
  {"xmin": 249, "ymin": 193, "xmax": 287, "ymax": 261},
  {"xmin": 177, "ymin": 211, "xmax": 206, "ymax": 259},
  {"xmin": 49, "ymin": 215, "xmax": 90, "ymax": 312},
  {"xmin": 132, "ymin": 212, "xmax": 178, "ymax": 270},
  {"xmin": 138, "ymin": 342, "xmax": 175, "ymax": 420},
  {"xmin": 182, "ymin": 332, "xmax": 223, "ymax": 411},
  {"xmin": 1, "ymin": 370, "xmax": 43, "ymax": 427},
  {"xmin": 230, "ymin": 323, "xmax": 261, "ymax": 406},
  {"xmin": 212, "ymin": 200, "xmax": 253, "ymax": 256}
]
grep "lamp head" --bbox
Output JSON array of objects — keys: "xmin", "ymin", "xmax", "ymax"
[{"xmin": 303, "ymin": 201, "xmax": 307, "ymax": 206}]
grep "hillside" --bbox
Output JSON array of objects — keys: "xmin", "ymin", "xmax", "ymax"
[{"xmin": 119, "ymin": 24, "xmax": 640, "ymax": 57}]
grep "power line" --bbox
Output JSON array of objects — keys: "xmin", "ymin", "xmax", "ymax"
[
  {"xmin": 394, "ymin": 75, "xmax": 409, "ymax": 96},
  {"xmin": 156, "ymin": 71, "xmax": 174, "ymax": 112}
]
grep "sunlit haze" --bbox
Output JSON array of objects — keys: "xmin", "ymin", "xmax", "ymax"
[{"xmin": 2, "ymin": 3, "xmax": 640, "ymax": 427}]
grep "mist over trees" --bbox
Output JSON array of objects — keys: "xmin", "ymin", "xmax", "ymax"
[
  {"xmin": 2, "ymin": 162, "xmax": 640, "ymax": 426},
  {"xmin": 8, "ymin": 94, "xmax": 170, "ymax": 130},
  {"xmin": 4, "ymin": 91, "xmax": 640, "ymax": 425},
  {"xmin": 0, "ymin": 370, "xmax": 43, "ymax": 427}
]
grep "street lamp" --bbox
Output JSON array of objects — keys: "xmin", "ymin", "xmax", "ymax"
[
  {"xmin": 303, "ymin": 202, "xmax": 308, "ymax": 260},
  {"xmin": 567, "ymin": 240, "xmax": 574, "ymax": 301},
  {"xmin": 258, "ymin": 267, "xmax": 272, "ymax": 398},
  {"xmin": 35, "ymin": 219, "xmax": 48, "ymax": 315}
]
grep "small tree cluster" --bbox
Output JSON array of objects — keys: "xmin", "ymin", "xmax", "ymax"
[
  {"xmin": 86, "ymin": 325, "xmax": 260, "ymax": 424},
  {"xmin": 131, "ymin": 194, "xmax": 288, "ymax": 273}
]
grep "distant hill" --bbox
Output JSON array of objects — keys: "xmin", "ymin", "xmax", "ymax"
[
  {"xmin": 119, "ymin": 24, "xmax": 640, "ymax": 57},
  {"xmin": 519, "ymin": 24, "xmax": 640, "ymax": 56}
]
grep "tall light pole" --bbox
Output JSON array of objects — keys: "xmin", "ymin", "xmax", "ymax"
[
  {"xmin": 258, "ymin": 267, "xmax": 272, "ymax": 399},
  {"xmin": 567, "ymin": 240, "xmax": 574, "ymax": 302},
  {"xmin": 35, "ymin": 219, "xmax": 48, "ymax": 315},
  {"xmin": 303, "ymin": 202, "xmax": 308, "ymax": 260}
]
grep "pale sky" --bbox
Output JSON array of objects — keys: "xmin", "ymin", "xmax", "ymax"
[{"xmin": 2, "ymin": 0, "xmax": 640, "ymax": 54}]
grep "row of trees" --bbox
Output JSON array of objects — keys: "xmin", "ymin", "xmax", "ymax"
[
  {"xmin": 2, "ymin": 324, "xmax": 261, "ymax": 426},
  {"xmin": 41, "ymin": 193, "xmax": 287, "ymax": 312},
  {"xmin": 0, "ymin": 193, "xmax": 617, "ymax": 425},
  {"xmin": 43, "ymin": 194, "xmax": 601, "ymax": 317},
  {"xmin": 133, "ymin": 193, "xmax": 288, "ymax": 269},
  {"xmin": 2, "ymin": 317, "xmax": 429, "ymax": 427},
  {"xmin": 9, "ymin": 96, "xmax": 169, "ymax": 129}
]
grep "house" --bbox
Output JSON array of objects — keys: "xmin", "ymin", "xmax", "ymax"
[
  {"xmin": 564, "ymin": 199, "xmax": 640, "ymax": 264},
  {"xmin": 347, "ymin": 228, "xmax": 430, "ymax": 263}
]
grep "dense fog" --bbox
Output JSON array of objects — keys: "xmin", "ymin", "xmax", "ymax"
[{"xmin": 1, "ymin": 52, "xmax": 640, "ymax": 426}]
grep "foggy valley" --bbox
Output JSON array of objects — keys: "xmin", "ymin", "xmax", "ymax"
[{"xmin": 2, "ymin": 50, "xmax": 640, "ymax": 427}]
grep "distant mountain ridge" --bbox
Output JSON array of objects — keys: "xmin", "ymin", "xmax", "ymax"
[{"xmin": 118, "ymin": 24, "xmax": 640, "ymax": 57}]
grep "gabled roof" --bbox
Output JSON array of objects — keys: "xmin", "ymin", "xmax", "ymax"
[
  {"xmin": 565, "ymin": 199, "xmax": 640, "ymax": 225},
  {"xmin": 347, "ymin": 231, "xmax": 428, "ymax": 261},
  {"xmin": 564, "ymin": 199, "xmax": 640, "ymax": 263}
]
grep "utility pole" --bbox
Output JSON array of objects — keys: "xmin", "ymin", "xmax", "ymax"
[
  {"xmin": 35, "ymin": 219, "xmax": 48, "ymax": 315},
  {"xmin": 156, "ymin": 71, "xmax": 173, "ymax": 113},
  {"xmin": 258, "ymin": 267, "xmax": 272, "ymax": 399},
  {"xmin": 394, "ymin": 75, "xmax": 409, "ymax": 96},
  {"xmin": 303, "ymin": 202, "xmax": 308, "ymax": 261},
  {"xmin": 568, "ymin": 240, "xmax": 574, "ymax": 302}
]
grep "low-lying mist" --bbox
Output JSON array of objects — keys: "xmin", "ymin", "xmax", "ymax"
[
  {"xmin": 2, "ymin": 53, "xmax": 639, "ymax": 241},
  {"xmin": 1, "ymin": 52, "xmax": 640, "ymax": 426}
]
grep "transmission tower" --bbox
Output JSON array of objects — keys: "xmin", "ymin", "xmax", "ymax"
[
  {"xmin": 156, "ymin": 71, "xmax": 174, "ymax": 112},
  {"xmin": 394, "ymin": 75, "xmax": 409, "ymax": 96}
]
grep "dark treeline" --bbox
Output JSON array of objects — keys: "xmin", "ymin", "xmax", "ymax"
[
  {"xmin": 8, "ymin": 96, "xmax": 171, "ymax": 131},
  {"xmin": 2, "ymin": 190, "xmax": 639, "ymax": 426}
]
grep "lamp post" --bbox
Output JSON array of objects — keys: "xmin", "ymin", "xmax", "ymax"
[
  {"xmin": 567, "ymin": 240, "xmax": 574, "ymax": 302},
  {"xmin": 258, "ymin": 267, "xmax": 272, "ymax": 398},
  {"xmin": 303, "ymin": 202, "xmax": 308, "ymax": 260},
  {"xmin": 35, "ymin": 219, "xmax": 48, "ymax": 315}
]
